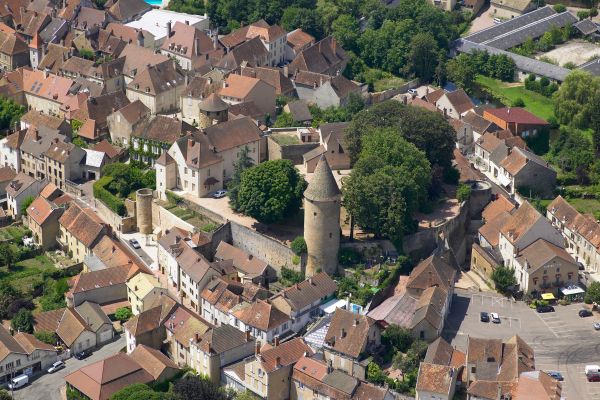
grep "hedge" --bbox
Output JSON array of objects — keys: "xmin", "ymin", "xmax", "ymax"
[{"xmin": 93, "ymin": 176, "xmax": 126, "ymax": 216}]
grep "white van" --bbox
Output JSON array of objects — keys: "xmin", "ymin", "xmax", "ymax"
[
  {"xmin": 7, "ymin": 374, "xmax": 28, "ymax": 389},
  {"xmin": 585, "ymin": 365, "xmax": 600, "ymax": 375}
]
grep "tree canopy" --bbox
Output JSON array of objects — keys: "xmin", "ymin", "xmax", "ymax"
[
  {"xmin": 172, "ymin": 375, "xmax": 234, "ymax": 400},
  {"xmin": 491, "ymin": 266, "xmax": 517, "ymax": 294},
  {"xmin": 236, "ymin": 160, "xmax": 306, "ymax": 224},
  {"xmin": 0, "ymin": 98, "xmax": 25, "ymax": 131},
  {"xmin": 11, "ymin": 309, "xmax": 33, "ymax": 333},
  {"xmin": 345, "ymin": 100, "xmax": 455, "ymax": 170},
  {"xmin": 343, "ymin": 127, "xmax": 431, "ymax": 245},
  {"xmin": 554, "ymin": 71, "xmax": 600, "ymax": 131},
  {"xmin": 229, "ymin": 146, "xmax": 256, "ymax": 211}
]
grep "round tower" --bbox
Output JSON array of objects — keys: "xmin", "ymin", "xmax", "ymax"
[
  {"xmin": 198, "ymin": 93, "xmax": 228, "ymax": 129},
  {"xmin": 303, "ymin": 155, "xmax": 341, "ymax": 277},
  {"xmin": 136, "ymin": 188, "xmax": 153, "ymax": 234}
]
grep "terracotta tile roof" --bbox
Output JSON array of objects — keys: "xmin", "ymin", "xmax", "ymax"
[
  {"xmin": 240, "ymin": 66, "xmax": 294, "ymax": 95},
  {"xmin": 444, "ymin": 89, "xmax": 474, "ymax": 114},
  {"xmin": 70, "ymin": 265, "xmax": 131, "ymax": 294},
  {"xmin": 218, "ymin": 73, "xmax": 263, "ymax": 99},
  {"xmin": 59, "ymin": 203, "xmax": 106, "ymax": 248},
  {"xmin": 416, "ymin": 362, "xmax": 455, "ymax": 395},
  {"xmin": 286, "ymin": 29, "xmax": 315, "ymax": 51},
  {"xmin": 500, "ymin": 201, "xmax": 543, "ymax": 245},
  {"xmin": 204, "ymin": 116, "xmax": 261, "ymax": 152},
  {"xmin": 92, "ymin": 236, "xmax": 139, "ymax": 269},
  {"xmin": 467, "ymin": 336, "xmax": 503, "ymax": 363},
  {"xmin": 112, "ymin": 100, "xmax": 150, "ymax": 125},
  {"xmin": 216, "ymin": 36, "xmax": 268, "ymax": 71},
  {"xmin": 124, "ymin": 296, "xmax": 177, "ymax": 336},
  {"xmin": 14, "ymin": 332, "xmax": 56, "ymax": 353},
  {"xmin": 477, "ymin": 132, "xmax": 503, "ymax": 153},
  {"xmin": 406, "ymin": 254, "xmax": 456, "ymax": 293},
  {"xmin": 183, "ymin": 76, "xmax": 218, "ymax": 99},
  {"xmin": 294, "ymin": 356, "xmax": 328, "ymax": 380},
  {"xmin": 20, "ymin": 109, "xmax": 67, "ymax": 130},
  {"xmin": 161, "ymin": 21, "xmax": 215, "ymax": 59},
  {"xmin": 72, "ymin": 91, "xmax": 130, "ymax": 129},
  {"xmin": 483, "ymin": 195, "xmax": 515, "ymax": 222},
  {"xmin": 425, "ymin": 88, "xmax": 445, "ymax": 104},
  {"xmin": 60, "ymin": 56, "xmax": 95, "ymax": 76},
  {"xmin": 479, "ymin": 210, "xmax": 512, "ymax": 247},
  {"xmin": 548, "ymin": 196, "xmax": 600, "ymax": 249},
  {"xmin": 516, "ymin": 239, "xmax": 576, "ymax": 272},
  {"xmin": 215, "ymin": 241, "xmax": 267, "ymax": 276},
  {"xmin": 232, "ymin": 299, "xmax": 290, "ymax": 332},
  {"xmin": 196, "ymin": 324, "xmax": 254, "ymax": 355},
  {"xmin": 127, "ymin": 60, "xmax": 185, "ymax": 96},
  {"xmin": 57, "ymin": 307, "xmax": 91, "ymax": 347},
  {"xmin": 33, "ymin": 308, "xmax": 65, "ymax": 333},
  {"xmin": 119, "ymin": 43, "xmax": 169, "ymax": 77},
  {"xmin": 22, "ymin": 66, "xmax": 74, "ymax": 104},
  {"xmin": 92, "ymin": 139, "xmax": 122, "ymax": 159},
  {"xmin": 463, "ymin": 111, "xmax": 500, "ymax": 134},
  {"xmin": 40, "ymin": 182, "xmax": 60, "ymax": 199},
  {"xmin": 43, "ymin": 140, "xmax": 83, "ymax": 163},
  {"xmin": 107, "ymin": 0, "xmax": 150, "ymax": 21},
  {"xmin": 514, "ymin": 371, "xmax": 562, "ymax": 400},
  {"xmin": 259, "ymin": 337, "xmax": 313, "ymax": 373},
  {"xmin": 271, "ymin": 272, "xmax": 337, "ymax": 312},
  {"xmin": 0, "ymin": 325, "xmax": 26, "ymax": 361},
  {"xmin": 4, "ymin": 130, "xmax": 27, "ymax": 150},
  {"xmin": 424, "ymin": 337, "xmax": 454, "ymax": 365},
  {"xmin": 27, "ymin": 196, "xmax": 59, "ymax": 226},
  {"xmin": 18, "ymin": 9, "xmax": 50, "ymax": 37},
  {"xmin": 65, "ymin": 353, "xmax": 154, "ymax": 400},
  {"xmin": 175, "ymin": 245, "xmax": 218, "ymax": 283},
  {"xmin": 468, "ymin": 380, "xmax": 517, "ymax": 399},
  {"xmin": 228, "ymin": 101, "xmax": 263, "ymax": 121},
  {"xmin": 500, "ymin": 146, "xmax": 553, "ymax": 176},
  {"xmin": 485, "ymin": 107, "xmax": 548, "ymax": 125},
  {"xmin": 38, "ymin": 43, "xmax": 70, "ymax": 73},
  {"xmin": 132, "ymin": 115, "xmax": 195, "ymax": 144},
  {"xmin": 289, "ymin": 36, "xmax": 347, "ymax": 75},
  {"xmin": 129, "ymin": 344, "xmax": 179, "ymax": 380},
  {"xmin": 0, "ymin": 167, "xmax": 16, "ymax": 183},
  {"xmin": 172, "ymin": 314, "xmax": 211, "ymax": 349},
  {"xmin": 324, "ymin": 308, "xmax": 377, "ymax": 359},
  {"xmin": 407, "ymin": 96, "xmax": 438, "ymax": 112}
]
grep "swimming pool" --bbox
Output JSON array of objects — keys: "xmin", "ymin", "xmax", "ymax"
[{"xmin": 145, "ymin": 0, "xmax": 162, "ymax": 6}]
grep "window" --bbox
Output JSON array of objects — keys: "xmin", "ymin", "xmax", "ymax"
[{"xmin": 15, "ymin": 360, "xmax": 20, "ymax": 366}]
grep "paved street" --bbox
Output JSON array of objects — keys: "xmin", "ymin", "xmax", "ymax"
[
  {"xmin": 14, "ymin": 336, "xmax": 125, "ymax": 400},
  {"xmin": 444, "ymin": 289, "xmax": 600, "ymax": 400}
]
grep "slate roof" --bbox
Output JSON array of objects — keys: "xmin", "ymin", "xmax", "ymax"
[
  {"xmin": 304, "ymin": 155, "xmax": 341, "ymax": 202},
  {"xmin": 6, "ymin": 172, "xmax": 40, "ymax": 198},
  {"xmin": 580, "ymin": 58, "xmax": 600, "ymax": 76}
]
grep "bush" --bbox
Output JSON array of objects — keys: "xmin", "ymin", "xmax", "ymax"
[
  {"xmin": 281, "ymin": 266, "xmax": 304, "ymax": 285},
  {"xmin": 553, "ymin": 3, "xmax": 566, "ymax": 12},
  {"xmin": 290, "ymin": 236, "xmax": 307, "ymax": 255},
  {"xmin": 292, "ymin": 254, "xmax": 300, "ymax": 265},
  {"xmin": 201, "ymin": 223, "xmax": 218, "ymax": 233},
  {"xmin": 93, "ymin": 176, "xmax": 126, "ymax": 216},
  {"xmin": 511, "ymin": 97, "xmax": 525, "ymax": 107},
  {"xmin": 457, "ymin": 183, "xmax": 471, "ymax": 202},
  {"xmin": 577, "ymin": 10, "xmax": 590, "ymax": 20},
  {"xmin": 34, "ymin": 330, "xmax": 58, "ymax": 345},
  {"xmin": 115, "ymin": 307, "xmax": 133, "ymax": 322},
  {"xmin": 338, "ymin": 248, "xmax": 361, "ymax": 266}
]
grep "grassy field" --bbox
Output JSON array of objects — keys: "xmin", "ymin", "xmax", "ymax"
[
  {"xmin": 0, "ymin": 254, "xmax": 57, "ymax": 294},
  {"xmin": 270, "ymin": 134, "xmax": 301, "ymax": 146},
  {"xmin": 475, "ymin": 76, "xmax": 555, "ymax": 121},
  {"xmin": 373, "ymin": 76, "xmax": 406, "ymax": 92},
  {"xmin": 566, "ymin": 198, "xmax": 600, "ymax": 217}
]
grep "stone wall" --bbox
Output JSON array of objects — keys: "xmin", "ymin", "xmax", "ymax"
[
  {"xmin": 151, "ymin": 202, "xmax": 195, "ymax": 232},
  {"xmin": 94, "ymin": 198, "xmax": 137, "ymax": 234},
  {"xmin": 266, "ymin": 136, "xmax": 320, "ymax": 165}
]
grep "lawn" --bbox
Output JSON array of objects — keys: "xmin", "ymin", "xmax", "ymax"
[
  {"xmin": 0, "ymin": 225, "xmax": 29, "ymax": 242},
  {"xmin": 475, "ymin": 75, "xmax": 555, "ymax": 121},
  {"xmin": 566, "ymin": 197, "xmax": 600, "ymax": 218},
  {"xmin": 373, "ymin": 76, "xmax": 406, "ymax": 92},
  {"xmin": 270, "ymin": 134, "xmax": 301, "ymax": 146},
  {"xmin": 0, "ymin": 254, "xmax": 58, "ymax": 294}
]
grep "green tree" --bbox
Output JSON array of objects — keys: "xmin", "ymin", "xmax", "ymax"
[
  {"xmin": 34, "ymin": 330, "xmax": 58, "ymax": 345},
  {"xmin": 407, "ymin": 32, "xmax": 439, "ymax": 82},
  {"xmin": 345, "ymin": 100, "xmax": 455, "ymax": 170},
  {"xmin": 273, "ymin": 112, "xmax": 295, "ymax": 128},
  {"xmin": 447, "ymin": 53, "xmax": 477, "ymax": 92},
  {"xmin": 456, "ymin": 183, "xmax": 471, "ymax": 202},
  {"xmin": 72, "ymin": 135, "xmax": 88, "ymax": 149},
  {"xmin": 512, "ymin": 97, "xmax": 525, "ymax": 107},
  {"xmin": 491, "ymin": 266, "xmax": 517, "ymax": 294},
  {"xmin": 577, "ymin": 10, "xmax": 590, "ymax": 20},
  {"xmin": 111, "ymin": 384, "xmax": 159, "ymax": 400},
  {"xmin": 290, "ymin": 236, "xmax": 307, "ymax": 255},
  {"xmin": 366, "ymin": 362, "xmax": 387, "ymax": 385},
  {"xmin": 585, "ymin": 282, "xmax": 600, "ymax": 304},
  {"xmin": 167, "ymin": 0, "xmax": 205, "ymax": 14},
  {"xmin": 11, "ymin": 309, "xmax": 33, "ymax": 333},
  {"xmin": 0, "ymin": 390, "xmax": 13, "ymax": 400},
  {"xmin": 79, "ymin": 48, "xmax": 95, "ymax": 60},
  {"xmin": 332, "ymin": 15, "xmax": 360, "ymax": 51},
  {"xmin": 236, "ymin": 160, "xmax": 306, "ymax": 224},
  {"xmin": 172, "ymin": 375, "xmax": 233, "ymax": 400},
  {"xmin": 115, "ymin": 307, "xmax": 133, "ymax": 322},
  {"xmin": 553, "ymin": 3, "xmax": 566, "ymax": 12},
  {"xmin": 0, "ymin": 243, "xmax": 16, "ymax": 270},
  {"xmin": 0, "ymin": 285, "xmax": 21, "ymax": 319},
  {"xmin": 279, "ymin": 8, "xmax": 324, "ymax": 39},
  {"xmin": 20, "ymin": 195, "xmax": 35, "ymax": 216},
  {"xmin": 554, "ymin": 71, "xmax": 600, "ymax": 130},
  {"xmin": 228, "ymin": 146, "xmax": 255, "ymax": 211},
  {"xmin": 382, "ymin": 325, "xmax": 413, "ymax": 352},
  {"xmin": 343, "ymin": 128, "xmax": 431, "ymax": 245},
  {"xmin": 0, "ymin": 98, "xmax": 25, "ymax": 130},
  {"xmin": 538, "ymin": 32, "xmax": 554, "ymax": 51}
]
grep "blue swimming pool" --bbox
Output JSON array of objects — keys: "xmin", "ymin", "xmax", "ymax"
[{"xmin": 145, "ymin": 0, "xmax": 162, "ymax": 6}]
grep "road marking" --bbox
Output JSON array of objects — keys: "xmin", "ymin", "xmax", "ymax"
[{"xmin": 534, "ymin": 311, "xmax": 559, "ymax": 338}]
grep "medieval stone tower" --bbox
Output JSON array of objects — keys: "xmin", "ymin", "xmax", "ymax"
[
  {"xmin": 198, "ymin": 93, "xmax": 228, "ymax": 129},
  {"xmin": 304, "ymin": 155, "xmax": 341, "ymax": 277}
]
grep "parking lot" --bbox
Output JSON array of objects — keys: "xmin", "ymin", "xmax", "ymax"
[{"xmin": 444, "ymin": 289, "xmax": 600, "ymax": 400}]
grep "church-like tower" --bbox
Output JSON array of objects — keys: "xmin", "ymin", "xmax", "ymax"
[{"xmin": 303, "ymin": 155, "xmax": 341, "ymax": 277}]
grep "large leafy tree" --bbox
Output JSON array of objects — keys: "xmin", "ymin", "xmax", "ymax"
[
  {"xmin": 11, "ymin": 309, "xmax": 33, "ymax": 333},
  {"xmin": 0, "ymin": 243, "xmax": 16, "ymax": 270},
  {"xmin": 343, "ymin": 128, "xmax": 431, "ymax": 245},
  {"xmin": 236, "ymin": 160, "xmax": 306, "ymax": 224},
  {"xmin": 345, "ymin": 101, "xmax": 455, "ymax": 170},
  {"xmin": 0, "ymin": 98, "xmax": 25, "ymax": 130},
  {"xmin": 491, "ymin": 266, "xmax": 517, "ymax": 294},
  {"xmin": 447, "ymin": 53, "xmax": 477, "ymax": 92},
  {"xmin": 172, "ymin": 375, "xmax": 233, "ymax": 400},
  {"xmin": 228, "ymin": 146, "xmax": 255, "ymax": 211},
  {"xmin": 407, "ymin": 32, "xmax": 439, "ymax": 82},
  {"xmin": 554, "ymin": 71, "xmax": 600, "ymax": 131},
  {"xmin": 585, "ymin": 282, "xmax": 600, "ymax": 304}
]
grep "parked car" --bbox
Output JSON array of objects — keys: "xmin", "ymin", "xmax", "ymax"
[
  {"xmin": 579, "ymin": 309, "xmax": 593, "ymax": 318},
  {"xmin": 129, "ymin": 239, "xmax": 141, "ymax": 249},
  {"xmin": 578, "ymin": 262, "xmax": 585, "ymax": 271},
  {"xmin": 491, "ymin": 312, "xmax": 501, "ymax": 323},
  {"xmin": 536, "ymin": 305, "xmax": 555, "ymax": 313},
  {"xmin": 546, "ymin": 371, "xmax": 564, "ymax": 381},
  {"xmin": 586, "ymin": 365, "xmax": 600, "ymax": 375},
  {"xmin": 212, "ymin": 190, "xmax": 227, "ymax": 199},
  {"xmin": 494, "ymin": 18, "xmax": 502, "ymax": 24},
  {"xmin": 480, "ymin": 312, "xmax": 490, "ymax": 322},
  {"xmin": 589, "ymin": 374, "xmax": 600, "ymax": 382},
  {"xmin": 8, "ymin": 375, "xmax": 28, "ymax": 389},
  {"xmin": 594, "ymin": 322, "xmax": 600, "ymax": 331},
  {"xmin": 47, "ymin": 360, "xmax": 65, "ymax": 373},
  {"xmin": 74, "ymin": 349, "xmax": 92, "ymax": 360}
]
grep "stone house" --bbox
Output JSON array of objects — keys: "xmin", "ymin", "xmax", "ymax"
[
  {"xmin": 490, "ymin": 0, "xmax": 536, "ymax": 19},
  {"xmin": 289, "ymin": 36, "xmax": 348, "ymax": 76},
  {"xmin": 220, "ymin": 20, "xmax": 287, "ymax": 67},
  {"xmin": 270, "ymin": 272, "xmax": 337, "ymax": 333},
  {"xmin": 215, "ymin": 37, "xmax": 270, "ymax": 73},
  {"xmin": 512, "ymin": 238, "xmax": 578, "ymax": 295},
  {"xmin": 214, "ymin": 241, "xmax": 269, "ymax": 284},
  {"xmin": 218, "ymin": 74, "xmax": 276, "ymax": 117},
  {"xmin": 462, "ymin": 110, "xmax": 501, "ymax": 145},
  {"xmin": 66, "ymin": 264, "xmax": 138, "ymax": 307},
  {"xmin": 239, "ymin": 66, "xmax": 295, "ymax": 97},
  {"xmin": 189, "ymin": 324, "xmax": 255, "ymax": 385},
  {"xmin": 106, "ymin": 100, "xmax": 151, "ymax": 147},
  {"xmin": 0, "ymin": 130, "xmax": 26, "ymax": 171},
  {"xmin": 0, "ymin": 30, "xmax": 28, "ymax": 72},
  {"xmin": 474, "ymin": 131, "xmax": 526, "ymax": 182},
  {"xmin": 126, "ymin": 60, "xmax": 186, "ymax": 114},
  {"xmin": 58, "ymin": 202, "xmax": 108, "ymax": 263},
  {"xmin": 547, "ymin": 195, "xmax": 600, "ymax": 273},
  {"xmin": 6, "ymin": 172, "xmax": 47, "ymax": 218},
  {"xmin": 20, "ymin": 127, "xmax": 67, "ymax": 181},
  {"xmin": 74, "ymin": 301, "xmax": 115, "ymax": 346},
  {"xmin": 160, "ymin": 21, "xmax": 222, "ymax": 71},
  {"xmin": 42, "ymin": 140, "xmax": 86, "ymax": 190},
  {"xmin": 126, "ymin": 272, "xmax": 168, "ymax": 315},
  {"xmin": 293, "ymin": 71, "xmax": 361, "ymax": 109},
  {"xmin": 124, "ymin": 295, "xmax": 178, "ymax": 353},
  {"xmin": 165, "ymin": 308, "xmax": 212, "ymax": 367},
  {"xmin": 71, "ymin": 91, "xmax": 131, "ymax": 143},
  {"xmin": 179, "ymin": 78, "xmax": 221, "ymax": 126},
  {"xmin": 415, "ymin": 362, "xmax": 458, "ymax": 400},
  {"xmin": 19, "ymin": 109, "xmax": 72, "ymax": 137},
  {"xmin": 229, "ymin": 300, "xmax": 292, "ymax": 344},
  {"xmin": 285, "ymin": 29, "xmax": 315, "ymax": 62},
  {"xmin": 483, "ymin": 107, "xmax": 549, "ymax": 138},
  {"xmin": 498, "ymin": 146, "xmax": 556, "ymax": 198},
  {"xmin": 22, "ymin": 69, "xmax": 75, "ymax": 116},
  {"xmin": 303, "ymin": 122, "xmax": 351, "ymax": 173},
  {"xmin": 323, "ymin": 308, "xmax": 381, "ymax": 380},
  {"xmin": 129, "ymin": 344, "xmax": 180, "ymax": 383},
  {"xmin": 433, "ymin": 89, "xmax": 474, "ymax": 119},
  {"xmin": 224, "ymin": 338, "xmax": 313, "ymax": 400},
  {"xmin": 26, "ymin": 195, "xmax": 65, "ymax": 250},
  {"xmin": 0, "ymin": 326, "xmax": 58, "ymax": 384},
  {"xmin": 0, "ymin": 167, "xmax": 15, "ymax": 200}
]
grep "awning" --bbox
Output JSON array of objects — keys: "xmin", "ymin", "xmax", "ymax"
[
  {"xmin": 204, "ymin": 177, "xmax": 220, "ymax": 186},
  {"xmin": 561, "ymin": 286, "xmax": 585, "ymax": 296},
  {"xmin": 541, "ymin": 293, "xmax": 555, "ymax": 300}
]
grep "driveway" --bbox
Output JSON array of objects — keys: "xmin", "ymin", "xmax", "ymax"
[
  {"xmin": 444, "ymin": 289, "xmax": 600, "ymax": 400},
  {"xmin": 119, "ymin": 231, "xmax": 158, "ymax": 270},
  {"xmin": 15, "ymin": 336, "xmax": 125, "ymax": 400},
  {"xmin": 468, "ymin": 4, "xmax": 494, "ymax": 35}
]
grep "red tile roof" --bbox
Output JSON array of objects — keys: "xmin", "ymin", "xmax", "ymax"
[{"xmin": 485, "ymin": 107, "xmax": 549, "ymax": 125}]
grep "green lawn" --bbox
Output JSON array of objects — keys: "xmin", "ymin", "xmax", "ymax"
[
  {"xmin": 0, "ymin": 225, "xmax": 29, "ymax": 242},
  {"xmin": 475, "ymin": 75, "xmax": 555, "ymax": 121},
  {"xmin": 566, "ymin": 197, "xmax": 600, "ymax": 218},
  {"xmin": 0, "ymin": 254, "xmax": 58, "ymax": 294},
  {"xmin": 270, "ymin": 134, "xmax": 301, "ymax": 146},
  {"xmin": 373, "ymin": 76, "xmax": 406, "ymax": 92}
]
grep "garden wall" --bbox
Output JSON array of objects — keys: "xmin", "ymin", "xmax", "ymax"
[
  {"xmin": 94, "ymin": 198, "xmax": 137, "ymax": 234},
  {"xmin": 266, "ymin": 136, "xmax": 320, "ymax": 165},
  {"xmin": 152, "ymin": 202, "xmax": 195, "ymax": 232}
]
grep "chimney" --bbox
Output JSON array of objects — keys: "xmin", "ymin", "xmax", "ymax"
[
  {"xmin": 283, "ymin": 64, "xmax": 289, "ymax": 77},
  {"xmin": 166, "ymin": 21, "xmax": 172, "ymax": 38},
  {"xmin": 136, "ymin": 29, "xmax": 144, "ymax": 47},
  {"xmin": 213, "ymin": 30, "xmax": 218, "ymax": 50},
  {"xmin": 43, "ymin": 69, "xmax": 49, "ymax": 79},
  {"xmin": 274, "ymin": 336, "xmax": 280, "ymax": 347},
  {"xmin": 185, "ymin": 20, "xmax": 189, "ymax": 25},
  {"xmin": 222, "ymin": 80, "xmax": 228, "ymax": 88},
  {"xmin": 185, "ymin": 73, "xmax": 189, "ymax": 86},
  {"xmin": 353, "ymin": 318, "xmax": 358, "ymax": 327},
  {"xmin": 255, "ymin": 341, "xmax": 261, "ymax": 355},
  {"xmin": 248, "ymin": 254, "xmax": 253, "ymax": 260}
]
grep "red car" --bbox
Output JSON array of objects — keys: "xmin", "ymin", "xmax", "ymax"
[{"xmin": 588, "ymin": 374, "xmax": 600, "ymax": 382}]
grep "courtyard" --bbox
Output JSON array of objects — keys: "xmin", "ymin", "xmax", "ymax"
[
  {"xmin": 535, "ymin": 39, "xmax": 600, "ymax": 67},
  {"xmin": 445, "ymin": 289, "xmax": 600, "ymax": 400}
]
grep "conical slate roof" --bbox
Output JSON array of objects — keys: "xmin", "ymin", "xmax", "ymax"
[
  {"xmin": 199, "ymin": 93, "xmax": 229, "ymax": 112},
  {"xmin": 304, "ymin": 155, "xmax": 341, "ymax": 202}
]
